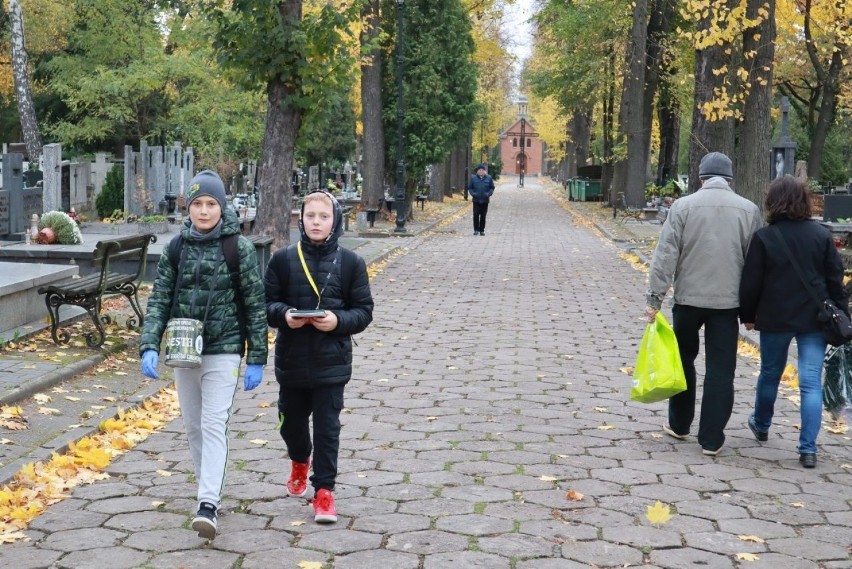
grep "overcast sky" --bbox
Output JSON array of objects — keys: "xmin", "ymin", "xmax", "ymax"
[{"xmin": 503, "ymin": 0, "xmax": 534, "ymax": 64}]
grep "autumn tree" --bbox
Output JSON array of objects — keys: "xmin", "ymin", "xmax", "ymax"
[
  {"xmin": 204, "ymin": 0, "xmax": 359, "ymax": 248},
  {"xmin": 380, "ymin": 0, "xmax": 478, "ymax": 218}
]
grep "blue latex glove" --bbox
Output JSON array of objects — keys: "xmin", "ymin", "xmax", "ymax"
[
  {"xmin": 244, "ymin": 364, "xmax": 263, "ymax": 391},
  {"xmin": 141, "ymin": 350, "xmax": 159, "ymax": 379}
]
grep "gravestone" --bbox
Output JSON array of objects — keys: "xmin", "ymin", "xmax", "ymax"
[
  {"xmin": 770, "ymin": 97, "xmax": 796, "ymax": 180},
  {"xmin": 42, "ymin": 143, "xmax": 62, "ymax": 213},
  {"xmin": 308, "ymin": 165, "xmax": 320, "ymax": 191},
  {"xmin": 0, "ymin": 153, "xmax": 42, "ymax": 239}
]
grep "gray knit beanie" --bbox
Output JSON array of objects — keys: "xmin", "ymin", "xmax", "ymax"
[
  {"xmin": 185, "ymin": 170, "xmax": 227, "ymax": 210},
  {"xmin": 698, "ymin": 152, "xmax": 733, "ymax": 180}
]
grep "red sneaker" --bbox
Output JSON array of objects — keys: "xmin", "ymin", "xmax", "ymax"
[
  {"xmin": 286, "ymin": 458, "xmax": 310, "ymax": 497},
  {"xmin": 313, "ymin": 488, "xmax": 337, "ymax": 523}
]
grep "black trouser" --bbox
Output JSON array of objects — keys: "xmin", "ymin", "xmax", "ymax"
[
  {"xmin": 473, "ymin": 202, "xmax": 489, "ymax": 233},
  {"xmin": 669, "ymin": 304, "xmax": 739, "ymax": 451},
  {"xmin": 278, "ymin": 384, "xmax": 345, "ymax": 491}
]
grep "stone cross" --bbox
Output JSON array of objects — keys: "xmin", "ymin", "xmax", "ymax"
[{"xmin": 42, "ymin": 143, "xmax": 61, "ymax": 213}]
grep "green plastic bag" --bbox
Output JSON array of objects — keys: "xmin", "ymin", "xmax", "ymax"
[{"xmin": 631, "ymin": 312, "xmax": 687, "ymax": 403}]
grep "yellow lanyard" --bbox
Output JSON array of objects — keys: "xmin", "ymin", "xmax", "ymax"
[{"xmin": 297, "ymin": 242, "xmax": 321, "ymax": 302}]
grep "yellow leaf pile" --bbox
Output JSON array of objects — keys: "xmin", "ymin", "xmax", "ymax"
[{"xmin": 0, "ymin": 387, "xmax": 179, "ymax": 542}]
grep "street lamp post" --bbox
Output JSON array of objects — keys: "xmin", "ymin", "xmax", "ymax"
[{"xmin": 394, "ymin": 0, "xmax": 407, "ymax": 233}]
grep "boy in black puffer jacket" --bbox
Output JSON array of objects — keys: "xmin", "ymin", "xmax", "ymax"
[{"xmin": 264, "ymin": 190, "xmax": 373, "ymax": 523}]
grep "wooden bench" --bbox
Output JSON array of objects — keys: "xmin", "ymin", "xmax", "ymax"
[{"xmin": 38, "ymin": 234, "xmax": 157, "ymax": 348}]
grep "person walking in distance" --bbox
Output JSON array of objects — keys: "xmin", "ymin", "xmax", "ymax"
[
  {"xmin": 740, "ymin": 176, "xmax": 847, "ymax": 468},
  {"xmin": 265, "ymin": 190, "xmax": 374, "ymax": 523},
  {"xmin": 645, "ymin": 152, "xmax": 762, "ymax": 456},
  {"xmin": 140, "ymin": 170, "xmax": 268, "ymax": 540},
  {"xmin": 467, "ymin": 163, "xmax": 495, "ymax": 235}
]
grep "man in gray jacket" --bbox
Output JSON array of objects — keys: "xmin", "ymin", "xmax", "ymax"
[{"xmin": 646, "ymin": 152, "xmax": 762, "ymax": 456}]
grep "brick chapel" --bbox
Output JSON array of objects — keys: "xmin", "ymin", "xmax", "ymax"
[{"xmin": 498, "ymin": 97, "xmax": 544, "ymax": 177}]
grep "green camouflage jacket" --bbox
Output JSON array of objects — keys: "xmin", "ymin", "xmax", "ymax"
[{"xmin": 140, "ymin": 209, "xmax": 268, "ymax": 365}]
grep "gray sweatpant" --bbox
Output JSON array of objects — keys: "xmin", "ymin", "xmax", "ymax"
[{"xmin": 174, "ymin": 353, "xmax": 241, "ymax": 509}]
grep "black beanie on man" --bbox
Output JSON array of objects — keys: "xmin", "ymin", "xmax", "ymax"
[{"xmin": 185, "ymin": 170, "xmax": 227, "ymax": 210}]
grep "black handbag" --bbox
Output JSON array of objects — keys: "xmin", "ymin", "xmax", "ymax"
[{"xmin": 771, "ymin": 225, "xmax": 852, "ymax": 347}]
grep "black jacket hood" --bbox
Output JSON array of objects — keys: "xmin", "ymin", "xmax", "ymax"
[{"xmin": 298, "ymin": 191, "xmax": 344, "ymax": 252}]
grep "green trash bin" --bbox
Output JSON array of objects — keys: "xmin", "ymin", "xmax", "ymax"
[{"xmin": 585, "ymin": 180, "xmax": 602, "ymax": 201}]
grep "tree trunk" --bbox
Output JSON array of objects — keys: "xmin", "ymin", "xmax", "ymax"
[
  {"xmin": 572, "ymin": 109, "xmax": 592, "ymax": 170},
  {"xmin": 8, "ymin": 0, "xmax": 42, "ymax": 163},
  {"xmin": 656, "ymin": 94, "xmax": 680, "ymax": 186},
  {"xmin": 617, "ymin": 0, "xmax": 649, "ymax": 208},
  {"xmin": 642, "ymin": 0, "xmax": 676, "ymax": 186},
  {"xmin": 602, "ymin": 49, "xmax": 616, "ymax": 203},
  {"xmin": 802, "ymin": 0, "xmax": 845, "ymax": 183},
  {"xmin": 429, "ymin": 159, "xmax": 446, "ymax": 200},
  {"xmin": 256, "ymin": 81, "xmax": 300, "ymax": 249},
  {"xmin": 688, "ymin": 2, "xmax": 735, "ymax": 194},
  {"xmin": 735, "ymin": 0, "xmax": 775, "ymax": 207},
  {"xmin": 360, "ymin": 0, "xmax": 384, "ymax": 211}
]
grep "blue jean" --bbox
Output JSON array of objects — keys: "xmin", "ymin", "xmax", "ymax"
[{"xmin": 753, "ymin": 331, "xmax": 826, "ymax": 454}]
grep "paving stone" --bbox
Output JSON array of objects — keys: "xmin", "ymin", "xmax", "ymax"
[
  {"xmin": 747, "ymin": 502, "xmax": 828, "ymax": 525},
  {"xmin": 561, "ymin": 540, "xmax": 644, "ymax": 566},
  {"xmin": 767, "ymin": 536, "xmax": 850, "ymax": 561},
  {"xmin": 350, "ymin": 512, "xmax": 431, "ymax": 534},
  {"xmin": 103, "ymin": 510, "xmax": 185, "ymax": 532},
  {"xmin": 385, "ymin": 529, "xmax": 469, "ymax": 554},
  {"xmin": 683, "ymin": 531, "xmax": 767, "ymax": 555},
  {"xmin": 210, "ymin": 528, "xmax": 295, "ymax": 554},
  {"xmin": 441, "ymin": 485, "xmax": 515, "ymax": 503},
  {"xmin": 649, "ymin": 547, "xmax": 735, "ymax": 568},
  {"xmin": 518, "ymin": 518, "xmax": 598, "ymax": 541},
  {"xmin": 602, "ymin": 525, "xmax": 682, "ymax": 548},
  {"xmin": 733, "ymin": 552, "xmax": 832, "ymax": 569},
  {"xmin": 29, "ymin": 508, "xmax": 109, "ymax": 532},
  {"xmin": 629, "ymin": 482, "xmax": 700, "ymax": 502},
  {"xmin": 147, "ymin": 548, "xmax": 241, "ymax": 569},
  {"xmin": 515, "ymin": 558, "xmax": 588, "ymax": 568},
  {"xmin": 296, "ymin": 528, "xmax": 383, "ymax": 554},
  {"xmin": 422, "ymin": 550, "xmax": 511, "ymax": 569},
  {"xmin": 334, "ymin": 549, "xmax": 421, "ymax": 569},
  {"xmin": 54, "ymin": 546, "xmax": 151, "ymax": 569},
  {"xmin": 365, "ymin": 482, "xmax": 435, "ymax": 501},
  {"xmin": 71, "ymin": 482, "xmax": 140, "ymax": 500},
  {"xmin": 397, "ymin": 497, "xmax": 474, "ymax": 516},
  {"xmin": 675, "ymin": 500, "xmax": 750, "ymax": 520},
  {"xmin": 122, "ymin": 528, "xmax": 207, "ymax": 552},
  {"xmin": 434, "ymin": 513, "xmax": 514, "ymax": 535},
  {"xmin": 85, "ymin": 495, "xmax": 161, "ymax": 515},
  {"xmin": 39, "ymin": 527, "xmax": 126, "ymax": 552},
  {"xmin": 0, "ymin": 546, "xmax": 62, "ymax": 568},
  {"xmin": 715, "ymin": 517, "xmax": 797, "ymax": 539}
]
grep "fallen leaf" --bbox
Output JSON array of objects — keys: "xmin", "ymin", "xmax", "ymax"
[
  {"xmin": 298, "ymin": 561, "xmax": 323, "ymax": 569},
  {"xmin": 0, "ymin": 531, "xmax": 30, "ymax": 544},
  {"xmin": 539, "ymin": 475, "xmax": 558, "ymax": 482},
  {"xmin": 565, "ymin": 489, "xmax": 584, "ymax": 501},
  {"xmin": 290, "ymin": 520, "xmax": 306, "ymax": 526},
  {"xmin": 789, "ymin": 502, "xmax": 805, "ymax": 508},
  {"xmin": 426, "ymin": 416, "xmax": 438, "ymax": 422},
  {"xmin": 594, "ymin": 407, "xmax": 608, "ymax": 412},
  {"xmin": 65, "ymin": 396, "xmax": 81, "ymax": 402},
  {"xmin": 250, "ymin": 439, "xmax": 268, "ymax": 446},
  {"xmin": 38, "ymin": 407, "xmax": 62, "ymax": 415},
  {"xmin": 735, "ymin": 553, "xmax": 760, "ymax": 561},
  {"xmin": 102, "ymin": 397, "xmax": 117, "ymax": 403},
  {"xmin": 619, "ymin": 367, "xmax": 634, "ymax": 374},
  {"xmin": 646, "ymin": 501, "xmax": 673, "ymax": 525},
  {"xmin": 824, "ymin": 423, "xmax": 848, "ymax": 435},
  {"xmin": 156, "ymin": 470, "xmax": 172, "ymax": 477},
  {"xmin": 738, "ymin": 535, "xmax": 765, "ymax": 543},
  {"xmin": 33, "ymin": 394, "xmax": 52, "ymax": 404},
  {"xmin": 258, "ymin": 401, "xmax": 272, "ymax": 408},
  {"xmin": 597, "ymin": 425, "xmax": 615, "ymax": 430},
  {"xmin": 151, "ymin": 501, "xmax": 165, "ymax": 507},
  {"xmin": 0, "ymin": 438, "xmax": 14, "ymax": 444}
]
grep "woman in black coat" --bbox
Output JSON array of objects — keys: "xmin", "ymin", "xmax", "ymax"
[{"xmin": 739, "ymin": 176, "xmax": 847, "ymax": 468}]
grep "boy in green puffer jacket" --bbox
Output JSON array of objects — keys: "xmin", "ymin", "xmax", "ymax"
[{"xmin": 139, "ymin": 170, "xmax": 268, "ymax": 540}]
